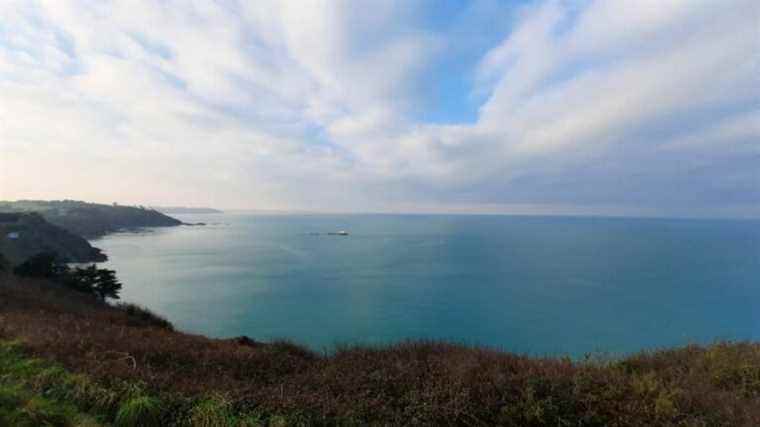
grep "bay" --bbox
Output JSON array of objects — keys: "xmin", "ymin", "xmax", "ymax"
[{"xmin": 94, "ymin": 214, "xmax": 760, "ymax": 356}]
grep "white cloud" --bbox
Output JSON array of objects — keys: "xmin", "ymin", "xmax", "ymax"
[
  {"xmin": 406, "ymin": 0, "xmax": 759, "ymax": 209},
  {"xmin": 661, "ymin": 110, "xmax": 760, "ymax": 152},
  {"xmin": 0, "ymin": 0, "xmax": 757, "ymax": 215}
]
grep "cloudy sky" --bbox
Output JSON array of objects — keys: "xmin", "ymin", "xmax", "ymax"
[{"xmin": 1, "ymin": 0, "xmax": 758, "ymax": 216}]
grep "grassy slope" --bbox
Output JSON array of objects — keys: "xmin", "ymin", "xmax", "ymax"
[
  {"xmin": 2, "ymin": 273, "xmax": 760, "ymax": 426},
  {"xmin": 0, "ymin": 342, "xmax": 105, "ymax": 426},
  {"xmin": 0, "ymin": 341, "xmax": 272, "ymax": 427}
]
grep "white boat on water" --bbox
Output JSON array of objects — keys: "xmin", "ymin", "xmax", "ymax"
[{"xmin": 328, "ymin": 230, "xmax": 349, "ymax": 236}]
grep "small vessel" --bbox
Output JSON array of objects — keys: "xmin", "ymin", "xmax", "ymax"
[{"xmin": 328, "ymin": 230, "xmax": 349, "ymax": 236}]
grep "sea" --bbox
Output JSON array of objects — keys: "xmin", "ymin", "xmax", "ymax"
[{"xmin": 93, "ymin": 213, "xmax": 760, "ymax": 357}]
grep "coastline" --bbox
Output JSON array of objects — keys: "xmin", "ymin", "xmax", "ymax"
[
  {"xmin": 2, "ymin": 272, "xmax": 760, "ymax": 425},
  {"xmin": 87, "ymin": 214, "xmax": 760, "ymax": 358},
  {"xmin": 3, "ymin": 214, "xmax": 760, "ymax": 424}
]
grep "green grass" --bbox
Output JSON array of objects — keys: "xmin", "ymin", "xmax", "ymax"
[
  {"xmin": 0, "ymin": 341, "xmax": 295, "ymax": 426},
  {"xmin": 0, "ymin": 341, "xmax": 104, "ymax": 426},
  {"xmin": 114, "ymin": 396, "xmax": 163, "ymax": 427},
  {"xmin": 0, "ymin": 379, "xmax": 102, "ymax": 427}
]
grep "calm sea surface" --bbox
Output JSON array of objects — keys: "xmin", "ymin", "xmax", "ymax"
[{"xmin": 94, "ymin": 214, "xmax": 760, "ymax": 356}]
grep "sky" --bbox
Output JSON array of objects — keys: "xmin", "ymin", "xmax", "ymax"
[{"xmin": 0, "ymin": 0, "xmax": 758, "ymax": 217}]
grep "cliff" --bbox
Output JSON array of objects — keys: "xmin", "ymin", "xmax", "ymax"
[
  {"xmin": 0, "ymin": 212, "xmax": 106, "ymax": 265},
  {"xmin": 0, "ymin": 200, "xmax": 183, "ymax": 238}
]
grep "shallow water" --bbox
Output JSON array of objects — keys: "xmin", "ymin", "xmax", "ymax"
[{"xmin": 94, "ymin": 214, "xmax": 760, "ymax": 356}]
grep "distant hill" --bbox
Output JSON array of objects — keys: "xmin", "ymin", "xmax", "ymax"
[
  {"xmin": 0, "ymin": 212, "xmax": 106, "ymax": 265},
  {"xmin": 153, "ymin": 206, "xmax": 223, "ymax": 214},
  {"xmin": 0, "ymin": 200, "xmax": 183, "ymax": 238}
]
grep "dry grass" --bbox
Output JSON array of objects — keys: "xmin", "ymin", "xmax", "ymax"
[{"xmin": 2, "ymin": 272, "xmax": 760, "ymax": 425}]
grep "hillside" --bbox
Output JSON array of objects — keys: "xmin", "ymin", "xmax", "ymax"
[
  {"xmin": 1, "ymin": 272, "xmax": 759, "ymax": 425},
  {"xmin": 0, "ymin": 200, "xmax": 182, "ymax": 238},
  {"xmin": 0, "ymin": 213, "xmax": 106, "ymax": 265}
]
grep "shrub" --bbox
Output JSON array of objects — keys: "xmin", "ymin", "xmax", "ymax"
[
  {"xmin": 13, "ymin": 251, "xmax": 122, "ymax": 300},
  {"xmin": 16, "ymin": 396, "xmax": 77, "ymax": 426},
  {"xmin": 65, "ymin": 265, "xmax": 122, "ymax": 300},
  {"xmin": 0, "ymin": 384, "xmax": 85, "ymax": 427},
  {"xmin": 115, "ymin": 396, "xmax": 163, "ymax": 427},
  {"xmin": 114, "ymin": 303, "xmax": 174, "ymax": 330},
  {"xmin": 13, "ymin": 252, "xmax": 69, "ymax": 279},
  {"xmin": 187, "ymin": 396, "xmax": 235, "ymax": 427},
  {"xmin": 0, "ymin": 385, "xmax": 24, "ymax": 411}
]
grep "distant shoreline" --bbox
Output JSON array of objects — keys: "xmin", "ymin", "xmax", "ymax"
[
  {"xmin": 0, "ymin": 200, "xmax": 187, "ymax": 265},
  {"xmin": 153, "ymin": 207, "xmax": 223, "ymax": 214}
]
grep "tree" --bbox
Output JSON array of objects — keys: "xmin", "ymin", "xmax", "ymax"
[
  {"xmin": 13, "ymin": 252, "xmax": 70, "ymax": 278},
  {"xmin": 94, "ymin": 268, "xmax": 121, "ymax": 300},
  {"xmin": 66, "ymin": 265, "xmax": 122, "ymax": 300},
  {"xmin": 14, "ymin": 251, "xmax": 122, "ymax": 300},
  {"xmin": 63, "ymin": 265, "xmax": 98, "ymax": 294}
]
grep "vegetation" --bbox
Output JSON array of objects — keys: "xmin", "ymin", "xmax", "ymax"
[
  {"xmin": 66, "ymin": 265, "xmax": 122, "ymax": 301},
  {"xmin": 0, "ymin": 212, "xmax": 106, "ymax": 265},
  {"xmin": 114, "ymin": 303, "xmax": 174, "ymax": 331},
  {"xmin": 0, "ymin": 200, "xmax": 182, "ymax": 238},
  {"xmin": 14, "ymin": 252, "xmax": 122, "ymax": 300},
  {"xmin": 0, "ymin": 253, "xmax": 8, "ymax": 271},
  {"xmin": 2, "ymin": 273, "xmax": 760, "ymax": 425},
  {"xmin": 0, "ymin": 340, "xmax": 278, "ymax": 427},
  {"xmin": 0, "ymin": 354, "xmax": 104, "ymax": 426},
  {"xmin": 12, "ymin": 252, "xmax": 70, "ymax": 279},
  {"xmin": 0, "ymin": 199, "xmax": 188, "ymax": 267}
]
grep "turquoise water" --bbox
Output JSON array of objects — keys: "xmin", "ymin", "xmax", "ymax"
[{"xmin": 95, "ymin": 214, "xmax": 760, "ymax": 356}]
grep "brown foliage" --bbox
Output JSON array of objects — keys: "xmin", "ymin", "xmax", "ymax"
[{"xmin": 2, "ymin": 272, "xmax": 760, "ymax": 425}]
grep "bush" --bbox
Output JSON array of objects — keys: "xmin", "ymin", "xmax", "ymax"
[
  {"xmin": 114, "ymin": 303, "xmax": 174, "ymax": 330},
  {"xmin": 13, "ymin": 252, "xmax": 69, "ymax": 279},
  {"xmin": 0, "ymin": 375, "xmax": 93, "ymax": 427},
  {"xmin": 13, "ymin": 251, "xmax": 122, "ymax": 300},
  {"xmin": 14, "ymin": 395, "xmax": 77, "ymax": 426},
  {"xmin": 115, "ymin": 396, "xmax": 163, "ymax": 427},
  {"xmin": 64, "ymin": 265, "xmax": 122, "ymax": 300},
  {"xmin": 187, "ymin": 396, "xmax": 235, "ymax": 426}
]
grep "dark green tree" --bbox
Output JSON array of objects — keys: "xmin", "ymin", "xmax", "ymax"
[
  {"xmin": 14, "ymin": 252, "xmax": 122, "ymax": 300},
  {"xmin": 13, "ymin": 252, "xmax": 70, "ymax": 278},
  {"xmin": 64, "ymin": 265, "xmax": 99, "ymax": 294},
  {"xmin": 65, "ymin": 265, "xmax": 122, "ymax": 300},
  {"xmin": 94, "ymin": 268, "xmax": 121, "ymax": 300}
]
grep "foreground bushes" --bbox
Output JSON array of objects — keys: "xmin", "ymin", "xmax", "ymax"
[
  {"xmin": 0, "ymin": 342, "xmax": 104, "ymax": 426},
  {"xmin": 113, "ymin": 303, "xmax": 174, "ymax": 331},
  {"xmin": 2, "ymin": 274, "xmax": 760, "ymax": 425},
  {"xmin": 0, "ymin": 341, "xmax": 282, "ymax": 426}
]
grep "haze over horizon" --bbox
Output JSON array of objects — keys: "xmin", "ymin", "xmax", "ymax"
[{"xmin": 1, "ymin": 1, "xmax": 758, "ymax": 217}]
